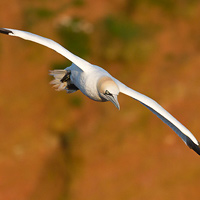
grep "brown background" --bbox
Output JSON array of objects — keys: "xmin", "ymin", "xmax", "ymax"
[{"xmin": 0, "ymin": 0, "xmax": 200, "ymax": 199}]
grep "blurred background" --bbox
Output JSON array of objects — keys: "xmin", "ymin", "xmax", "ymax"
[{"xmin": 0, "ymin": 0, "xmax": 200, "ymax": 199}]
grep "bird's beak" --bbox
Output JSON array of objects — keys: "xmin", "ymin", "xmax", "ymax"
[{"xmin": 105, "ymin": 94, "xmax": 120, "ymax": 110}]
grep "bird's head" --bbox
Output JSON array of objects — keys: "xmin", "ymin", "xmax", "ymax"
[{"xmin": 97, "ymin": 76, "xmax": 120, "ymax": 110}]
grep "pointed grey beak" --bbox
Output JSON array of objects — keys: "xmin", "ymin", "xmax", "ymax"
[{"xmin": 105, "ymin": 94, "xmax": 120, "ymax": 110}]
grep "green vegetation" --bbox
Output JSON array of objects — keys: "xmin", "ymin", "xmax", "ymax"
[
  {"xmin": 96, "ymin": 15, "xmax": 158, "ymax": 63},
  {"xmin": 56, "ymin": 17, "xmax": 90, "ymax": 58},
  {"xmin": 23, "ymin": 7, "xmax": 54, "ymax": 28},
  {"xmin": 103, "ymin": 16, "xmax": 142, "ymax": 41},
  {"xmin": 69, "ymin": 95, "xmax": 83, "ymax": 108},
  {"xmin": 23, "ymin": 0, "xmax": 85, "ymax": 28},
  {"xmin": 71, "ymin": 0, "xmax": 85, "ymax": 7},
  {"xmin": 122, "ymin": 0, "xmax": 198, "ymax": 17},
  {"xmin": 146, "ymin": 0, "xmax": 198, "ymax": 16}
]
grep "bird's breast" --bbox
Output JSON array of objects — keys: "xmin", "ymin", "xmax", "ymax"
[{"xmin": 70, "ymin": 67, "xmax": 103, "ymax": 101}]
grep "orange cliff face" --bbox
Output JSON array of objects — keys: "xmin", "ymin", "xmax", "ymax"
[{"xmin": 0, "ymin": 1, "xmax": 200, "ymax": 200}]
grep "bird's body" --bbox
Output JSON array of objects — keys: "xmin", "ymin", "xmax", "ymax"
[
  {"xmin": 0, "ymin": 27, "xmax": 199, "ymax": 156},
  {"xmin": 68, "ymin": 63, "xmax": 112, "ymax": 101}
]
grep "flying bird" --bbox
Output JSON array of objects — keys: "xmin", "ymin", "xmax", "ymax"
[{"xmin": 0, "ymin": 28, "xmax": 199, "ymax": 156}]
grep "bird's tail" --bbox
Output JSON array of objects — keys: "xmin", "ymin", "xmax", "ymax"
[{"xmin": 49, "ymin": 70, "xmax": 68, "ymax": 91}]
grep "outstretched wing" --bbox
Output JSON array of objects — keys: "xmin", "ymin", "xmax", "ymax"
[
  {"xmin": 115, "ymin": 79, "xmax": 200, "ymax": 155},
  {"xmin": 0, "ymin": 28, "xmax": 92, "ymax": 72}
]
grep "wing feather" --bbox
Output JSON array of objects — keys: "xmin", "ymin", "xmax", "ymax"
[
  {"xmin": 0, "ymin": 28, "xmax": 92, "ymax": 72},
  {"xmin": 115, "ymin": 79, "xmax": 200, "ymax": 155}
]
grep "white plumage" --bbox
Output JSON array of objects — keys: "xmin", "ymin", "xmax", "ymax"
[{"xmin": 0, "ymin": 28, "xmax": 199, "ymax": 155}]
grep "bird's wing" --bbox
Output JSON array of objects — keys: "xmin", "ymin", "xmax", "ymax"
[
  {"xmin": 115, "ymin": 79, "xmax": 200, "ymax": 155},
  {"xmin": 0, "ymin": 28, "xmax": 92, "ymax": 72}
]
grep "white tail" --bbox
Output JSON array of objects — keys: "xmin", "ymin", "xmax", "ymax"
[{"xmin": 49, "ymin": 70, "xmax": 67, "ymax": 91}]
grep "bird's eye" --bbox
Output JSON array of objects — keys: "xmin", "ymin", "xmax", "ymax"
[{"xmin": 104, "ymin": 90, "xmax": 111, "ymax": 95}]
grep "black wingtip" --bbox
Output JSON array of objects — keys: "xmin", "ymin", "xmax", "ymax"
[
  {"xmin": 186, "ymin": 137, "xmax": 200, "ymax": 156},
  {"xmin": 0, "ymin": 28, "xmax": 13, "ymax": 35}
]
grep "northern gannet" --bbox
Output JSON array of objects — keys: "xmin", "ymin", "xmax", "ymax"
[{"xmin": 0, "ymin": 28, "xmax": 199, "ymax": 156}]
